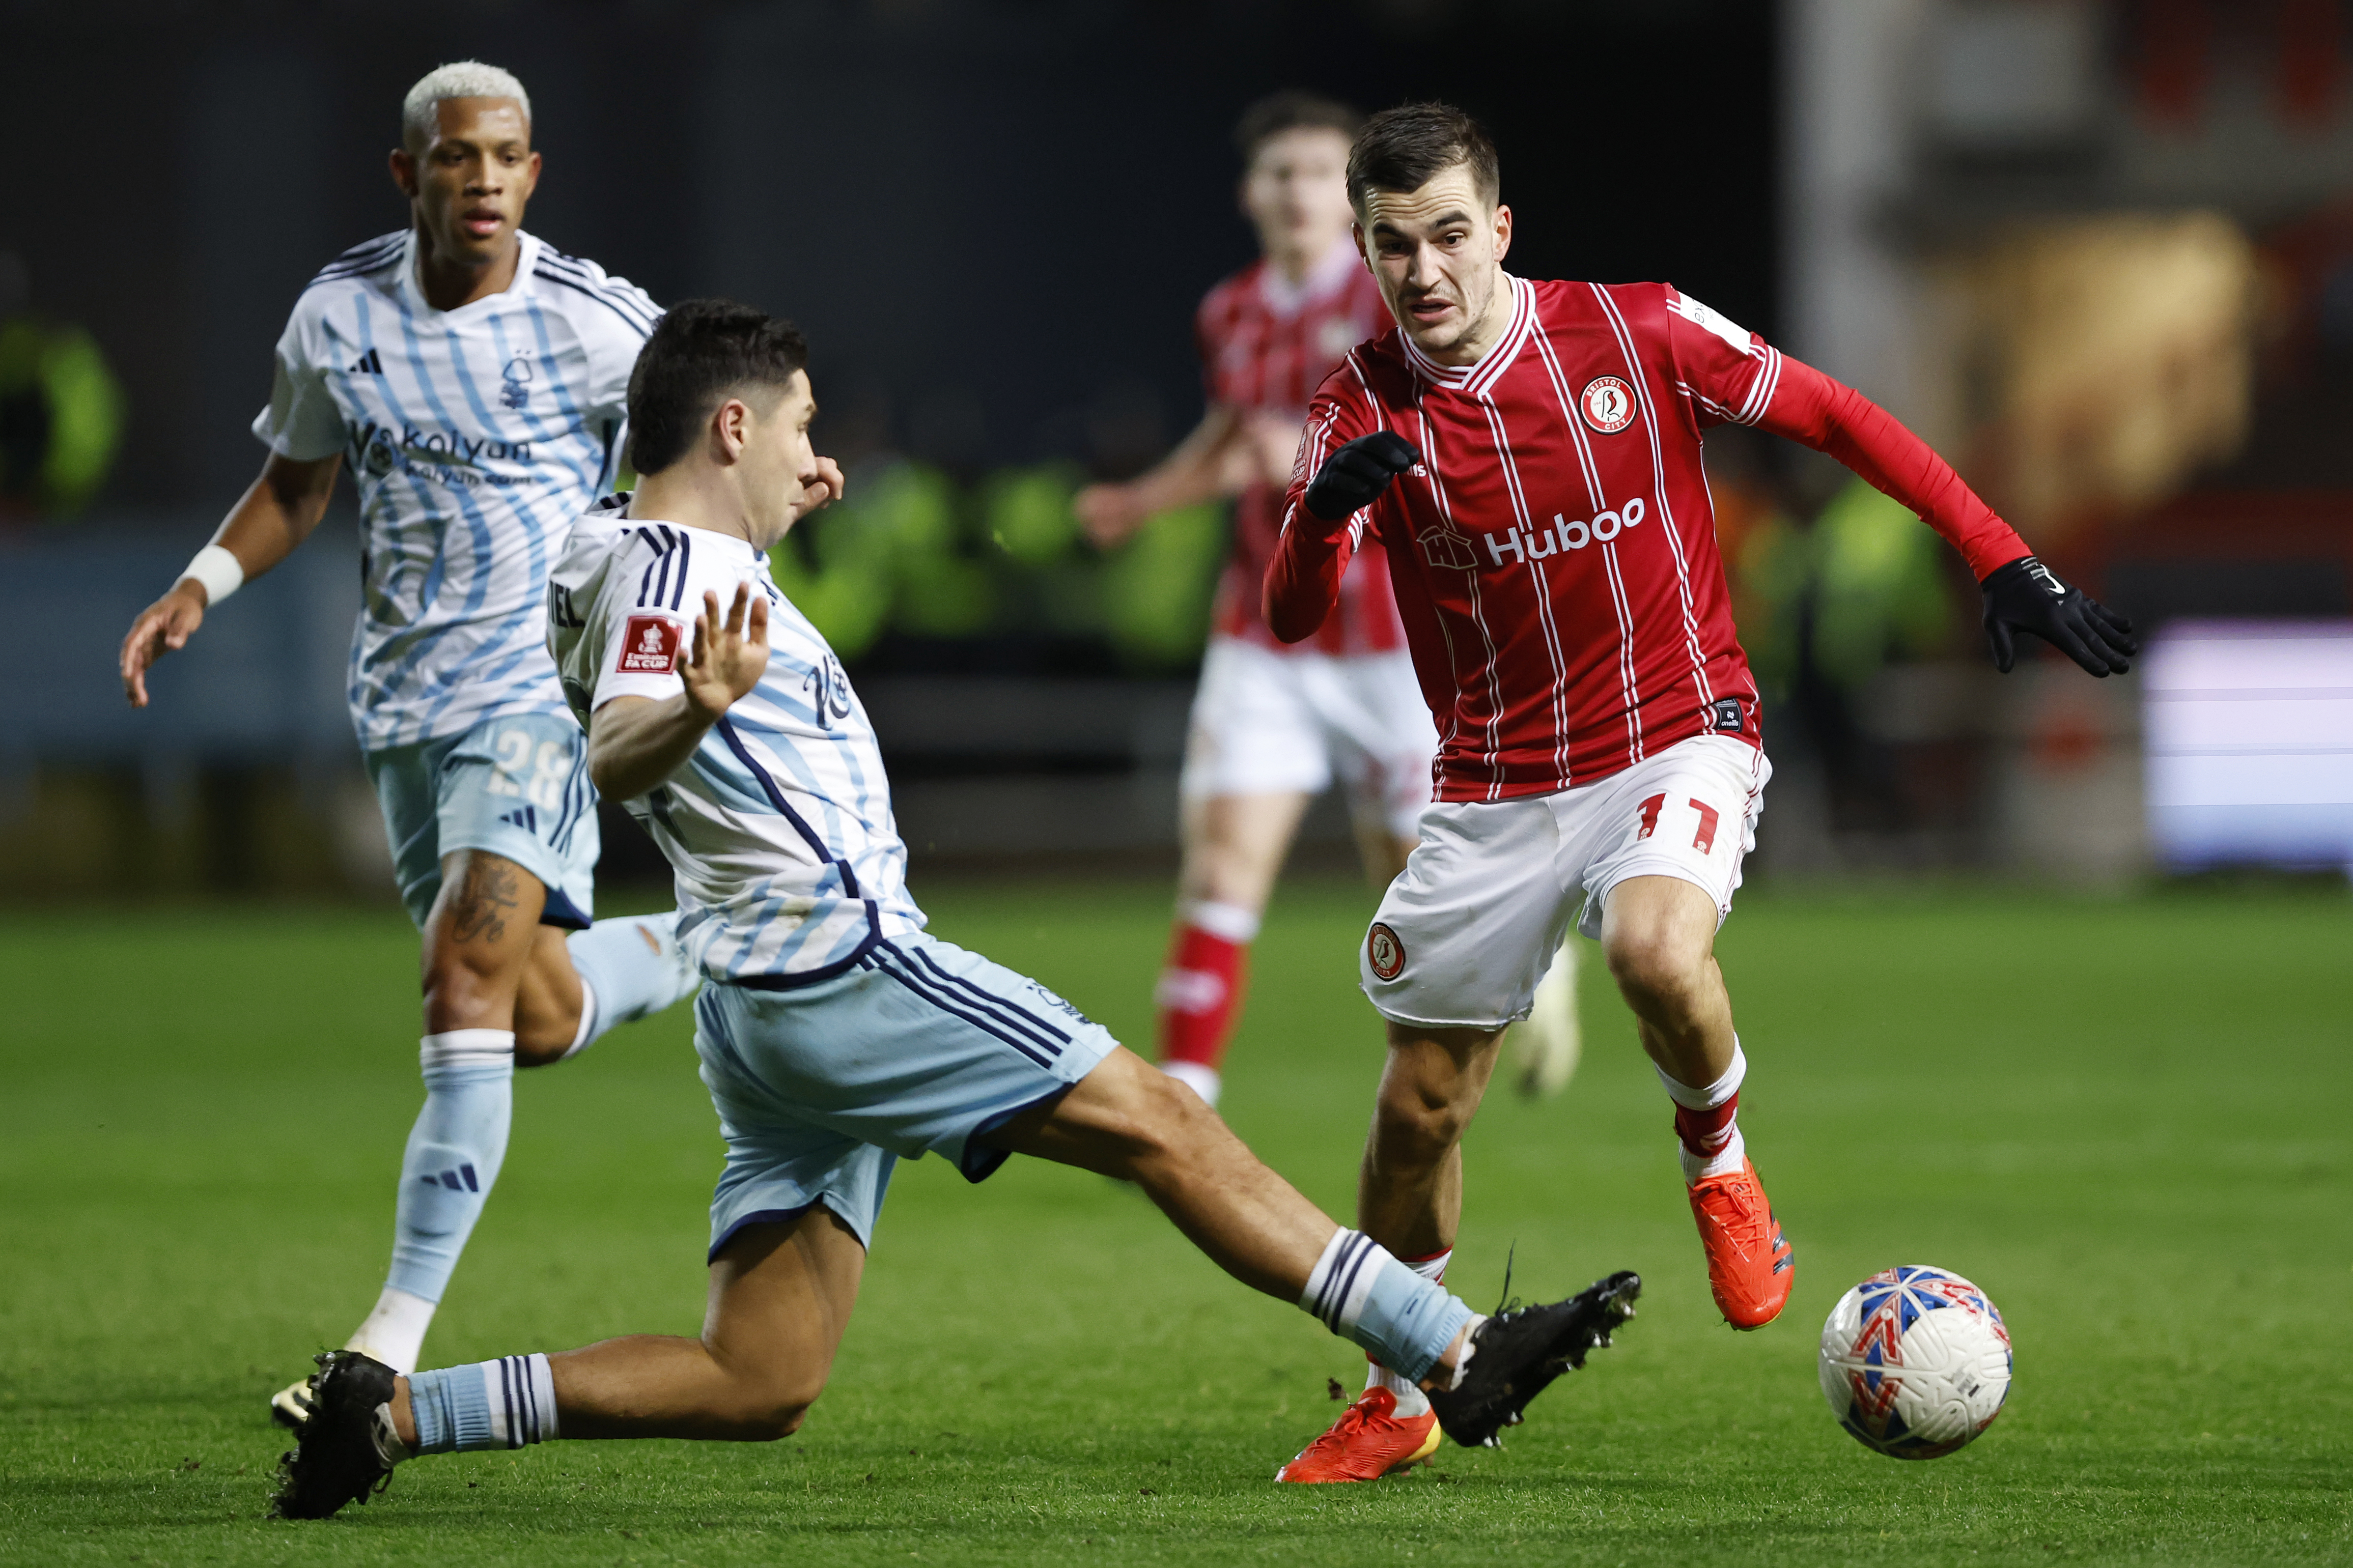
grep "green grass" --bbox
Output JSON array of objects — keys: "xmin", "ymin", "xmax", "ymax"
[{"xmin": 2, "ymin": 878, "xmax": 2348, "ymax": 1565}]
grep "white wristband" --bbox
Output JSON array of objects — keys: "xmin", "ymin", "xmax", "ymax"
[{"xmin": 180, "ymin": 544, "xmax": 245, "ymax": 607}]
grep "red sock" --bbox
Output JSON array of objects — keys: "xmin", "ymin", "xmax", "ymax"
[
  {"xmin": 1155, "ymin": 902, "xmax": 1256, "ymax": 1069},
  {"xmin": 1673, "ymin": 1092, "xmax": 1740, "ymax": 1162}
]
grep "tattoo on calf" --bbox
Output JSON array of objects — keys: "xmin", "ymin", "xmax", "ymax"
[{"xmin": 450, "ymin": 858, "xmax": 521, "ymax": 946}]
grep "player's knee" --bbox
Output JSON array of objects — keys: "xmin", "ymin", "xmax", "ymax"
[
  {"xmin": 717, "ymin": 1368, "xmax": 827, "ymax": 1441},
  {"xmin": 422, "ymin": 937, "xmax": 523, "ymax": 1028},
  {"xmin": 1372, "ymin": 1078, "xmax": 1474, "ymax": 1163},
  {"xmin": 738, "ymin": 1396, "xmax": 815, "ymax": 1441},
  {"xmin": 1603, "ymin": 925, "xmax": 1707, "ymax": 1015},
  {"xmin": 1120, "ymin": 1062, "xmax": 1220, "ymax": 1161},
  {"xmin": 422, "ymin": 959, "xmax": 501, "ymax": 1027}
]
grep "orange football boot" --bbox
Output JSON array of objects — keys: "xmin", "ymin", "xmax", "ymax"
[
  {"xmin": 1687, "ymin": 1157, "xmax": 1793, "ymax": 1329},
  {"xmin": 1274, "ymin": 1387, "xmax": 1441, "ymax": 1483}
]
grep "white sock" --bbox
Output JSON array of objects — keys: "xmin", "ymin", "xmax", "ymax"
[
  {"xmin": 1659, "ymin": 1041, "xmax": 1748, "ymax": 1184},
  {"xmin": 1179, "ymin": 899, "xmax": 1261, "ymax": 943},
  {"xmin": 1682, "ymin": 1126, "xmax": 1747, "ymax": 1184},
  {"xmin": 562, "ymin": 979, "xmax": 600, "ymax": 1061},
  {"xmin": 1364, "ymin": 1249, "xmax": 1449, "ymax": 1417},
  {"xmin": 1159, "ymin": 1058, "xmax": 1221, "ymax": 1107},
  {"xmin": 346, "ymin": 1285, "xmax": 438, "ymax": 1374},
  {"xmin": 562, "ymin": 913, "xmax": 697, "ymax": 1057}
]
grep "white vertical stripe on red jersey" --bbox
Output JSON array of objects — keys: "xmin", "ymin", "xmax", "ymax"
[
  {"xmin": 1527, "ymin": 328, "xmax": 1608, "ymax": 512},
  {"xmin": 1598, "ymin": 540, "xmax": 1645, "ymax": 763},
  {"xmin": 1475, "ymin": 391, "xmax": 1574, "ymax": 790},
  {"xmin": 1411, "ymin": 393, "xmax": 1508, "ymax": 797},
  {"xmin": 1530, "ymin": 307, "xmax": 1651, "ymax": 775},
  {"xmin": 1588, "ymin": 283, "xmax": 1718, "ymax": 728}
]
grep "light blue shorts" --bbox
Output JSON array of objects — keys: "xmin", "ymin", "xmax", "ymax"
[
  {"xmin": 365, "ymin": 711, "xmax": 601, "ymax": 930},
  {"xmin": 695, "ymin": 932, "xmax": 1120, "ymax": 1260}
]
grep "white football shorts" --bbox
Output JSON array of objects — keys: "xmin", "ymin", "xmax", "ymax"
[
  {"xmin": 1179, "ymin": 635, "xmax": 1437, "ymax": 840},
  {"xmin": 1361, "ymin": 733, "xmax": 1770, "ymax": 1029}
]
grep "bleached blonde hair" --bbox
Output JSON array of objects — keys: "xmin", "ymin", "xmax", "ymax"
[{"xmin": 402, "ymin": 61, "xmax": 531, "ymax": 148}]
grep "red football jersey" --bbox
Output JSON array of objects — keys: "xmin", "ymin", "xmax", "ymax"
[
  {"xmin": 1195, "ymin": 243, "xmax": 1402, "ymax": 655},
  {"xmin": 1268, "ymin": 276, "xmax": 2028, "ymax": 802}
]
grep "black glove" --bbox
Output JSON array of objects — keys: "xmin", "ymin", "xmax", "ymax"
[
  {"xmin": 1304, "ymin": 431, "xmax": 1419, "ymax": 522},
  {"xmin": 1980, "ymin": 555, "xmax": 2137, "ymax": 677}
]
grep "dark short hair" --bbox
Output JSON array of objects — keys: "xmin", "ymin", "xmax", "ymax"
[
  {"xmin": 1346, "ymin": 101, "xmax": 1499, "ymax": 213},
  {"xmin": 626, "ymin": 298, "xmax": 809, "ymax": 475},
  {"xmin": 1233, "ymin": 89, "xmax": 1363, "ymax": 164}
]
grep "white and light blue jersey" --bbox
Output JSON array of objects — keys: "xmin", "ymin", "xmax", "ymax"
[
  {"xmin": 254, "ymin": 228, "xmax": 659, "ymax": 752},
  {"xmin": 549, "ymin": 497, "xmax": 925, "ymax": 985}
]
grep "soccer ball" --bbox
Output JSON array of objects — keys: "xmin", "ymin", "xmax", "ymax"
[{"xmin": 1818, "ymin": 1265, "xmax": 2012, "ymax": 1459}]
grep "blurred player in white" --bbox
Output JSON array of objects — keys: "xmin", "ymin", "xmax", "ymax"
[
  {"xmin": 1076, "ymin": 91, "xmax": 1579, "ymax": 1112},
  {"xmin": 116, "ymin": 63, "xmax": 699, "ymax": 1423},
  {"xmin": 268, "ymin": 299, "xmax": 1643, "ymax": 1521}
]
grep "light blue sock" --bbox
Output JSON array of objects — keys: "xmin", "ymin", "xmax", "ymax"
[
  {"xmin": 385, "ymin": 1031, "xmax": 514, "ymax": 1303},
  {"xmin": 408, "ymin": 1353, "xmax": 559, "ymax": 1453},
  {"xmin": 1300, "ymin": 1230, "xmax": 1477, "ymax": 1385},
  {"xmin": 563, "ymin": 911, "xmax": 698, "ymax": 1054}
]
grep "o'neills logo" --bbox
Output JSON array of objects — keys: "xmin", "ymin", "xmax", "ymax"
[
  {"xmin": 1366, "ymin": 922, "xmax": 1406, "ymax": 981},
  {"xmin": 1484, "ymin": 497, "xmax": 1647, "ymax": 567}
]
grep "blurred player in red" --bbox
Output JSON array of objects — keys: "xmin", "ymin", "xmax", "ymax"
[
  {"xmin": 1268, "ymin": 103, "xmax": 2134, "ymax": 1481},
  {"xmin": 1078, "ymin": 92, "xmax": 1579, "ymax": 1116}
]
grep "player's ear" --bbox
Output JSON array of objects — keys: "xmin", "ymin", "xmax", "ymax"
[
  {"xmin": 1352, "ymin": 221, "xmax": 1371, "ymax": 268},
  {"xmin": 712, "ymin": 398, "xmax": 751, "ymax": 462},
  {"xmin": 389, "ymin": 148, "xmax": 418, "ymax": 200},
  {"xmin": 1492, "ymin": 204, "xmax": 1512, "ymax": 264}
]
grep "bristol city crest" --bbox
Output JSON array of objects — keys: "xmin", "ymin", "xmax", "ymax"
[
  {"xmin": 1580, "ymin": 376, "xmax": 1637, "ymax": 434},
  {"xmin": 1366, "ymin": 922, "xmax": 1406, "ymax": 982}
]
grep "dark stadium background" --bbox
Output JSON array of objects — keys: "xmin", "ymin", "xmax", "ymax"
[
  {"xmin": 4, "ymin": 0, "xmax": 1776, "ymax": 508},
  {"xmin": 3, "ymin": 0, "xmax": 2349, "ymax": 891}
]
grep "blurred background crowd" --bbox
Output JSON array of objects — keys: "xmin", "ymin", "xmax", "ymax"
[{"xmin": 5, "ymin": 0, "xmax": 2350, "ymax": 899}]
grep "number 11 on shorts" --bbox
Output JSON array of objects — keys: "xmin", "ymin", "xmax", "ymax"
[{"xmin": 1637, "ymin": 793, "xmax": 1721, "ymax": 854}]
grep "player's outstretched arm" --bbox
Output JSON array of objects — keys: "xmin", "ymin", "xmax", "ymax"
[
  {"xmin": 1074, "ymin": 404, "xmax": 1244, "ymax": 547},
  {"xmin": 587, "ymin": 583, "xmax": 770, "ymax": 801},
  {"xmin": 118, "ymin": 452, "xmax": 341, "ymax": 707},
  {"xmin": 1263, "ymin": 429, "xmax": 1417, "ymax": 643},
  {"xmin": 1756, "ymin": 358, "xmax": 2135, "ymax": 677}
]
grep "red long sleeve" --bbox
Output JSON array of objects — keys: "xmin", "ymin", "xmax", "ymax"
[
  {"xmin": 1264, "ymin": 396, "xmax": 1369, "ymax": 643},
  {"xmin": 1263, "ymin": 512, "xmax": 1353, "ymax": 643},
  {"xmin": 1758, "ymin": 356, "xmax": 2029, "ymax": 581}
]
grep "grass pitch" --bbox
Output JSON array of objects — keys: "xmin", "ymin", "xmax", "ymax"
[{"xmin": 2, "ymin": 877, "xmax": 2348, "ymax": 1565}]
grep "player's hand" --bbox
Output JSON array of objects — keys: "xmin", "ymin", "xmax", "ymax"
[
  {"xmin": 681, "ymin": 583, "xmax": 771, "ymax": 721},
  {"xmin": 1074, "ymin": 483, "xmax": 1149, "ymax": 548},
  {"xmin": 1980, "ymin": 555, "xmax": 2137, "ymax": 678},
  {"xmin": 1304, "ymin": 431, "xmax": 1419, "ymax": 522},
  {"xmin": 788, "ymin": 455, "xmax": 846, "ymax": 527},
  {"xmin": 119, "ymin": 582, "xmax": 208, "ymax": 708}
]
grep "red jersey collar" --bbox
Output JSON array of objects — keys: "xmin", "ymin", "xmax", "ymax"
[{"xmin": 1396, "ymin": 273, "xmax": 1533, "ymax": 396}]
